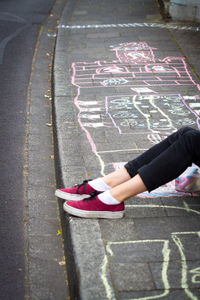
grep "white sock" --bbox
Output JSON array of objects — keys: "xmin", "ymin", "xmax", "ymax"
[
  {"xmin": 98, "ymin": 190, "xmax": 120, "ymax": 205},
  {"xmin": 89, "ymin": 178, "xmax": 111, "ymax": 191}
]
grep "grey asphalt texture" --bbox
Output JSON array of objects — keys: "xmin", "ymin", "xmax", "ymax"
[
  {"xmin": 53, "ymin": 0, "xmax": 200, "ymax": 299},
  {"xmin": 0, "ymin": 1, "xmax": 68, "ymax": 299}
]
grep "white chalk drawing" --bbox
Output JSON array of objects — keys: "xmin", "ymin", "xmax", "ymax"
[{"xmin": 59, "ymin": 22, "xmax": 200, "ymax": 32}]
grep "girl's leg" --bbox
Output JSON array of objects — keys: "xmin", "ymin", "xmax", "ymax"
[
  {"xmin": 124, "ymin": 127, "xmax": 194, "ymax": 178},
  {"xmin": 110, "ymin": 126, "xmax": 200, "ymax": 200},
  {"xmin": 102, "ymin": 167, "xmax": 131, "ymax": 188},
  {"xmin": 110, "ymin": 174, "xmax": 147, "ymax": 202},
  {"xmin": 102, "ymin": 127, "xmax": 194, "ymax": 188},
  {"xmin": 138, "ymin": 127, "xmax": 200, "ymax": 192}
]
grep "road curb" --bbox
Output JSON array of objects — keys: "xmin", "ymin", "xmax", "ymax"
[{"xmin": 53, "ymin": 2, "xmax": 115, "ymax": 299}]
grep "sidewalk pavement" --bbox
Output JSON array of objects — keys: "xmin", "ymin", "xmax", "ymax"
[{"xmin": 53, "ymin": 0, "xmax": 200, "ymax": 299}]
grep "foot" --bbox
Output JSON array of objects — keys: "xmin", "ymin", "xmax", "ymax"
[
  {"xmin": 63, "ymin": 195, "xmax": 125, "ymax": 219},
  {"xmin": 55, "ymin": 180, "xmax": 100, "ymax": 201}
]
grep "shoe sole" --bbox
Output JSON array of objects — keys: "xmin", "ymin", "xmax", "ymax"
[
  {"xmin": 55, "ymin": 190, "xmax": 90, "ymax": 201},
  {"xmin": 63, "ymin": 202, "xmax": 125, "ymax": 219}
]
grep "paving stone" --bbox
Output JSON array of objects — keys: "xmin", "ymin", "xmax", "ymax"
[
  {"xmin": 100, "ymin": 218, "xmax": 138, "ymax": 241},
  {"xmin": 110, "ymin": 262, "xmax": 155, "ymax": 291},
  {"xmin": 87, "ymin": 32, "xmax": 120, "ymax": 39},
  {"xmin": 106, "ymin": 238, "xmax": 173, "ymax": 263},
  {"xmin": 28, "ymin": 216, "xmax": 59, "ymax": 236},
  {"xmin": 134, "ymin": 216, "xmax": 200, "ymax": 240},
  {"xmin": 125, "ymin": 204, "xmax": 167, "ymax": 218},
  {"xmin": 29, "ymin": 256, "xmax": 66, "ymax": 300}
]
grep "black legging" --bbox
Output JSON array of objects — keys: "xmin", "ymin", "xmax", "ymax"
[{"xmin": 124, "ymin": 127, "xmax": 200, "ymax": 192}]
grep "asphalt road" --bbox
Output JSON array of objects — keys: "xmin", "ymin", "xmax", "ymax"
[{"xmin": 0, "ymin": 1, "xmax": 55, "ymax": 298}]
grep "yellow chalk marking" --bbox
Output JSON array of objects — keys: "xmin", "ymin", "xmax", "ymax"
[
  {"xmin": 94, "ymin": 151, "xmax": 106, "ymax": 176},
  {"xmin": 172, "ymin": 232, "xmax": 200, "ymax": 300},
  {"xmin": 106, "ymin": 240, "xmax": 170, "ymax": 300},
  {"xmin": 101, "ymin": 255, "xmax": 116, "ymax": 300},
  {"xmin": 190, "ymin": 267, "xmax": 200, "ymax": 283}
]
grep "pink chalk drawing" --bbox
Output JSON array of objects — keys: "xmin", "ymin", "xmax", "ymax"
[
  {"xmin": 71, "ymin": 42, "xmax": 200, "ymax": 197},
  {"xmin": 110, "ymin": 42, "xmax": 156, "ymax": 64},
  {"xmin": 72, "ymin": 42, "xmax": 200, "ymax": 90}
]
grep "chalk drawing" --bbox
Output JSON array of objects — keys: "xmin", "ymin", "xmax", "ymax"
[
  {"xmin": 59, "ymin": 22, "xmax": 200, "ymax": 32},
  {"xmin": 172, "ymin": 232, "xmax": 200, "ymax": 300},
  {"xmin": 131, "ymin": 87, "xmax": 156, "ymax": 94},
  {"xmin": 71, "ymin": 41, "xmax": 200, "ymax": 194},
  {"xmin": 106, "ymin": 240, "xmax": 170, "ymax": 300},
  {"xmin": 103, "ymin": 229, "xmax": 200, "ymax": 299},
  {"xmin": 101, "ymin": 255, "xmax": 115, "ymax": 300},
  {"xmin": 190, "ymin": 267, "xmax": 200, "ymax": 284},
  {"xmin": 106, "ymin": 94, "xmax": 195, "ymax": 134},
  {"xmin": 72, "ymin": 55, "xmax": 199, "ymax": 89},
  {"xmin": 96, "ymin": 65, "xmax": 128, "ymax": 74},
  {"xmin": 102, "ymin": 78, "xmax": 129, "ymax": 86},
  {"xmin": 110, "ymin": 42, "xmax": 156, "ymax": 64},
  {"xmin": 182, "ymin": 95, "xmax": 200, "ymax": 128},
  {"xmin": 68, "ymin": 38, "xmax": 200, "ymax": 298}
]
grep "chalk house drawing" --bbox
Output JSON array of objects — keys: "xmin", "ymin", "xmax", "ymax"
[{"xmin": 71, "ymin": 42, "xmax": 200, "ymax": 197}]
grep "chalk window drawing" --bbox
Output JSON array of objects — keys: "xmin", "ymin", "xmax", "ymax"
[{"xmin": 96, "ymin": 65, "xmax": 129, "ymax": 74}]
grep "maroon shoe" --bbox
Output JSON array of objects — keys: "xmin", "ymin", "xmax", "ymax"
[
  {"xmin": 55, "ymin": 180, "xmax": 100, "ymax": 201},
  {"xmin": 63, "ymin": 195, "xmax": 125, "ymax": 219}
]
